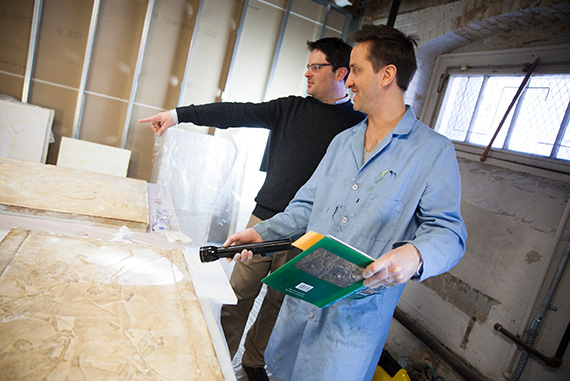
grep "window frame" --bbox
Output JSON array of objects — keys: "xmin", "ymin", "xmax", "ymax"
[{"xmin": 420, "ymin": 44, "xmax": 570, "ymax": 174}]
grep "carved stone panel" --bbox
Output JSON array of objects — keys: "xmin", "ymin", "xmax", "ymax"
[
  {"xmin": 0, "ymin": 228, "xmax": 223, "ymax": 380},
  {"xmin": 0, "ymin": 158, "xmax": 149, "ymax": 230}
]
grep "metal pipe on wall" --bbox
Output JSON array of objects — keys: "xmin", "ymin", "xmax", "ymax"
[
  {"xmin": 507, "ymin": 233, "xmax": 570, "ymax": 380},
  {"xmin": 72, "ymin": 0, "xmax": 101, "ymax": 139},
  {"xmin": 387, "ymin": 0, "xmax": 401, "ymax": 27},
  {"xmin": 393, "ymin": 308, "xmax": 487, "ymax": 381},
  {"xmin": 503, "ymin": 193, "xmax": 570, "ymax": 378},
  {"xmin": 495, "ymin": 318, "xmax": 569, "ymax": 371},
  {"xmin": 22, "ymin": 0, "xmax": 43, "ymax": 103},
  {"xmin": 121, "ymin": 0, "xmax": 156, "ymax": 149}
]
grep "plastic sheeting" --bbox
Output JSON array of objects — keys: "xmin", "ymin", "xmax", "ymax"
[{"xmin": 152, "ymin": 127, "xmax": 241, "ymax": 246}]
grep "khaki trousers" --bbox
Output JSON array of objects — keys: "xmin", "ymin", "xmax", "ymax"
[{"xmin": 220, "ymin": 214, "xmax": 297, "ymax": 368}]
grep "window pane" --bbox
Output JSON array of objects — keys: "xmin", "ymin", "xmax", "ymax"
[
  {"xmin": 436, "ymin": 72, "xmax": 570, "ymax": 162},
  {"xmin": 469, "ymin": 76, "xmax": 520, "ymax": 147},
  {"xmin": 506, "ymin": 75, "xmax": 570, "ymax": 156},
  {"xmin": 435, "ymin": 75, "xmax": 483, "ymax": 141}
]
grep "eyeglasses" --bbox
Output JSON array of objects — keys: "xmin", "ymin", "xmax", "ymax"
[{"xmin": 306, "ymin": 63, "xmax": 333, "ymax": 72}]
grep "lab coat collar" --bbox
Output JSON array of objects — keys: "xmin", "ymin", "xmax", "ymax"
[
  {"xmin": 391, "ymin": 105, "xmax": 417, "ymax": 136},
  {"xmin": 350, "ymin": 105, "xmax": 417, "ymax": 169}
]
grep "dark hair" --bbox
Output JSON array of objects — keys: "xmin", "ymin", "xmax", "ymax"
[
  {"xmin": 352, "ymin": 24, "xmax": 418, "ymax": 91},
  {"xmin": 306, "ymin": 37, "xmax": 352, "ymax": 81}
]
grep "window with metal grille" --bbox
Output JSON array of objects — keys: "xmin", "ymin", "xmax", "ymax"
[{"xmin": 434, "ymin": 73, "xmax": 570, "ymax": 161}]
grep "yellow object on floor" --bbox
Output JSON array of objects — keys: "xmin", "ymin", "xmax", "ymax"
[
  {"xmin": 372, "ymin": 366, "xmax": 411, "ymax": 381},
  {"xmin": 372, "ymin": 349, "xmax": 412, "ymax": 381}
]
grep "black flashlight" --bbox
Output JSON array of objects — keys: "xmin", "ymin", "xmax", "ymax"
[{"xmin": 199, "ymin": 238, "xmax": 296, "ymax": 263}]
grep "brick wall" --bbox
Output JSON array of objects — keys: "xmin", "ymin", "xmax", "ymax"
[{"xmin": 360, "ymin": 0, "xmax": 570, "ymax": 115}]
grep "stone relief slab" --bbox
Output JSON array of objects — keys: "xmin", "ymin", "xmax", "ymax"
[
  {"xmin": 0, "ymin": 228, "xmax": 223, "ymax": 380},
  {"xmin": 0, "ymin": 158, "xmax": 149, "ymax": 230},
  {"xmin": 0, "ymin": 96, "xmax": 54, "ymax": 164}
]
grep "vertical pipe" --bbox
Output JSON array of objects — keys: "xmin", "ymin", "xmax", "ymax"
[
  {"xmin": 121, "ymin": 0, "xmax": 156, "ymax": 148},
  {"xmin": 387, "ymin": 0, "xmax": 401, "ymax": 27},
  {"xmin": 509, "ymin": 237, "xmax": 570, "ymax": 380},
  {"xmin": 220, "ymin": 0, "xmax": 249, "ymax": 101},
  {"xmin": 263, "ymin": 0, "xmax": 293, "ymax": 101},
  {"xmin": 503, "ymin": 194, "xmax": 570, "ymax": 378},
  {"xmin": 72, "ymin": 0, "xmax": 101, "ymax": 139},
  {"xmin": 22, "ymin": 0, "xmax": 43, "ymax": 103},
  {"xmin": 178, "ymin": 0, "xmax": 204, "ymax": 106}
]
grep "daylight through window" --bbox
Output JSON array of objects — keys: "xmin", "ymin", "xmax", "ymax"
[{"xmin": 435, "ymin": 73, "xmax": 570, "ymax": 161}]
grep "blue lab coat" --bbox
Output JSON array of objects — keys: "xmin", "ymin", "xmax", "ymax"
[{"xmin": 255, "ymin": 106, "xmax": 467, "ymax": 380}]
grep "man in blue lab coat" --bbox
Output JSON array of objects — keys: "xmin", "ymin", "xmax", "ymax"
[{"xmin": 224, "ymin": 24, "xmax": 467, "ymax": 380}]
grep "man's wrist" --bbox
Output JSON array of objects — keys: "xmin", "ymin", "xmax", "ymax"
[
  {"xmin": 170, "ymin": 109, "xmax": 179, "ymax": 125},
  {"xmin": 408, "ymin": 244, "xmax": 423, "ymax": 280},
  {"xmin": 411, "ymin": 255, "xmax": 423, "ymax": 280}
]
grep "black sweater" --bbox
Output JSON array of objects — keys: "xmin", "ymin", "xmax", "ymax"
[{"xmin": 176, "ymin": 96, "xmax": 365, "ymax": 220}]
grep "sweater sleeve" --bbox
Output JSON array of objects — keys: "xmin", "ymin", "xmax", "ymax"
[{"xmin": 175, "ymin": 99, "xmax": 286, "ymax": 130}]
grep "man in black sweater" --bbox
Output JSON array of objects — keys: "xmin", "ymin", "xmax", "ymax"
[{"xmin": 139, "ymin": 37, "xmax": 365, "ymax": 380}]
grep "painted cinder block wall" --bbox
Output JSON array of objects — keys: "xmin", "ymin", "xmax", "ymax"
[{"xmin": 360, "ymin": 1, "xmax": 570, "ymax": 380}]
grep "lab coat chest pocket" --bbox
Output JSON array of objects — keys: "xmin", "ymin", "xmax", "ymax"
[{"xmin": 358, "ymin": 194, "xmax": 404, "ymax": 243}]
